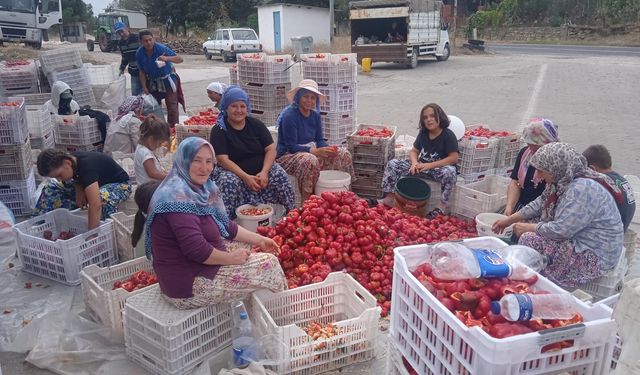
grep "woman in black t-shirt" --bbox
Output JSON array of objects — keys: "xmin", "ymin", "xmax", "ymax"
[
  {"xmin": 381, "ymin": 103, "xmax": 459, "ymax": 218},
  {"xmin": 210, "ymin": 86, "xmax": 295, "ymax": 218},
  {"xmin": 504, "ymin": 118, "xmax": 559, "ymax": 215},
  {"xmin": 36, "ymin": 149, "xmax": 131, "ymax": 230}
]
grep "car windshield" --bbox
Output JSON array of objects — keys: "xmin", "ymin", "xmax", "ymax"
[
  {"xmin": 0, "ymin": 0, "xmax": 35, "ymax": 13},
  {"xmin": 232, "ymin": 30, "xmax": 257, "ymax": 40}
]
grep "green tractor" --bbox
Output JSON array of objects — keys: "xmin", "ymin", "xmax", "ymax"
[{"xmin": 87, "ymin": 13, "xmax": 130, "ymax": 52}]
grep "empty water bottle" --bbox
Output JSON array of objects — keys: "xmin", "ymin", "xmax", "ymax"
[
  {"xmin": 430, "ymin": 243, "xmax": 548, "ymax": 280},
  {"xmin": 491, "ymin": 293, "xmax": 576, "ymax": 321},
  {"xmin": 231, "ymin": 309, "xmax": 256, "ymax": 367}
]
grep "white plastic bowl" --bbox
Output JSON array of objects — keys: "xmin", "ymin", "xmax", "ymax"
[
  {"xmin": 475, "ymin": 212, "xmax": 513, "ymax": 239},
  {"xmin": 236, "ymin": 204, "xmax": 274, "ymax": 232}
]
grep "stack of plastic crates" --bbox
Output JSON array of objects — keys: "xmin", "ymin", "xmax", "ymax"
[
  {"xmin": 25, "ymin": 105, "xmax": 54, "ymax": 150},
  {"xmin": 347, "ymin": 124, "xmax": 397, "ymax": 199},
  {"xmin": 0, "ymin": 60, "xmax": 39, "ymax": 96},
  {"xmin": 301, "ymin": 53, "xmax": 358, "ymax": 144},
  {"xmin": 40, "ymin": 48, "xmax": 95, "ymax": 107},
  {"xmin": 0, "ymin": 97, "xmax": 35, "ymax": 216},
  {"xmin": 237, "ymin": 53, "xmax": 291, "ymax": 127},
  {"xmin": 53, "ymin": 114, "xmax": 103, "ymax": 152},
  {"xmin": 457, "ymin": 125, "xmax": 501, "ymax": 184}
]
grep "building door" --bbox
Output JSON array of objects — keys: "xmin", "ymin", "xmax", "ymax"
[{"xmin": 273, "ymin": 11, "xmax": 281, "ymax": 52}]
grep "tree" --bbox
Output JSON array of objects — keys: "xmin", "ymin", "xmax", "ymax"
[
  {"xmin": 106, "ymin": 0, "xmax": 147, "ymax": 12},
  {"xmin": 61, "ymin": 0, "xmax": 93, "ymax": 23}
]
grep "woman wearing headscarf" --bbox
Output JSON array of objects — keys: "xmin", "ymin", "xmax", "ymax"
[
  {"xmin": 103, "ymin": 96, "xmax": 145, "ymax": 154},
  {"xmin": 275, "ymin": 79, "xmax": 355, "ymax": 202},
  {"xmin": 206, "ymin": 81, "xmax": 227, "ymax": 112},
  {"xmin": 209, "ymin": 86, "xmax": 294, "ymax": 218},
  {"xmin": 145, "ymin": 137, "xmax": 286, "ymax": 309},
  {"xmin": 43, "ymin": 81, "xmax": 80, "ymax": 115},
  {"xmin": 493, "ymin": 142, "xmax": 624, "ymax": 287},
  {"xmin": 504, "ymin": 118, "xmax": 560, "ymax": 215}
]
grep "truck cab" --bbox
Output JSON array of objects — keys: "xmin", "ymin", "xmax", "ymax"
[
  {"xmin": 350, "ymin": 0, "xmax": 449, "ymax": 68},
  {"xmin": 0, "ymin": 0, "xmax": 63, "ymax": 48}
]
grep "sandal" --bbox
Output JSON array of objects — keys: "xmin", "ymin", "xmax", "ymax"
[{"xmin": 427, "ymin": 208, "xmax": 445, "ymax": 219}]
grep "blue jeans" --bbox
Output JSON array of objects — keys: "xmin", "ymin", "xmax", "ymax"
[{"xmin": 130, "ymin": 74, "xmax": 142, "ymax": 96}]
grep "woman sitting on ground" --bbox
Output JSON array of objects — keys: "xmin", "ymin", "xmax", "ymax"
[
  {"xmin": 36, "ymin": 149, "xmax": 131, "ymax": 230},
  {"xmin": 209, "ymin": 86, "xmax": 295, "ymax": 218},
  {"xmin": 381, "ymin": 103, "xmax": 458, "ymax": 218},
  {"xmin": 275, "ymin": 79, "xmax": 355, "ymax": 202},
  {"xmin": 493, "ymin": 142, "xmax": 624, "ymax": 288},
  {"xmin": 144, "ymin": 137, "xmax": 286, "ymax": 309},
  {"xmin": 504, "ymin": 118, "xmax": 560, "ymax": 215},
  {"xmin": 104, "ymin": 95, "xmax": 145, "ymax": 155}
]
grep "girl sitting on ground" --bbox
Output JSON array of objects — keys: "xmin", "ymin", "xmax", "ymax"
[{"xmin": 134, "ymin": 114, "xmax": 170, "ymax": 185}]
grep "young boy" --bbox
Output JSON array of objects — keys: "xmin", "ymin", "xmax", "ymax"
[{"xmin": 583, "ymin": 144, "xmax": 636, "ymax": 232}]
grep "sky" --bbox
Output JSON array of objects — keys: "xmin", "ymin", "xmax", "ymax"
[{"xmin": 87, "ymin": 0, "xmax": 110, "ymax": 15}]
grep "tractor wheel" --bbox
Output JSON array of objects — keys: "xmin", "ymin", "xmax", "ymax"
[
  {"xmin": 87, "ymin": 40, "xmax": 94, "ymax": 51},
  {"xmin": 99, "ymin": 32, "xmax": 111, "ymax": 52}
]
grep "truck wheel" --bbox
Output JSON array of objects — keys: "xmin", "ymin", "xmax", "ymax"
[
  {"xmin": 436, "ymin": 44, "xmax": 450, "ymax": 62},
  {"xmin": 87, "ymin": 40, "xmax": 94, "ymax": 51},
  {"xmin": 222, "ymin": 51, "xmax": 230, "ymax": 62},
  {"xmin": 29, "ymin": 40, "xmax": 42, "ymax": 49},
  {"xmin": 204, "ymin": 48, "xmax": 212, "ymax": 60},
  {"xmin": 408, "ymin": 48, "xmax": 418, "ymax": 69}
]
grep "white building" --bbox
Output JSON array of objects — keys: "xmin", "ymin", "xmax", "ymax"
[{"xmin": 257, "ymin": 3, "xmax": 331, "ymax": 53}]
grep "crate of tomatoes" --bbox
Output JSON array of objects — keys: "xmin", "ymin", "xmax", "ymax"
[
  {"xmin": 80, "ymin": 257, "xmax": 157, "ymax": 336},
  {"xmin": 390, "ymin": 237, "xmax": 617, "ymax": 375},
  {"xmin": 347, "ymin": 124, "xmax": 397, "ymax": 165},
  {"xmin": 176, "ymin": 109, "xmax": 217, "ymax": 145}
]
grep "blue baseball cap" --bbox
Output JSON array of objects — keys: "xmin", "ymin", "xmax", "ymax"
[{"xmin": 114, "ymin": 22, "xmax": 126, "ymax": 32}]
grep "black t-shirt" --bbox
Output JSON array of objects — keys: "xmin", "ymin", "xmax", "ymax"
[
  {"xmin": 510, "ymin": 147, "xmax": 546, "ymax": 207},
  {"xmin": 606, "ymin": 171, "xmax": 636, "ymax": 232},
  {"xmin": 413, "ymin": 128, "xmax": 459, "ymax": 163},
  {"xmin": 73, "ymin": 151, "xmax": 130, "ymax": 188},
  {"xmin": 209, "ymin": 117, "xmax": 273, "ymax": 176}
]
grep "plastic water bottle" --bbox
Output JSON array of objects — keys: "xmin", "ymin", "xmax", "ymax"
[
  {"xmin": 231, "ymin": 310, "xmax": 256, "ymax": 367},
  {"xmin": 430, "ymin": 243, "xmax": 548, "ymax": 280},
  {"xmin": 491, "ymin": 293, "xmax": 576, "ymax": 321}
]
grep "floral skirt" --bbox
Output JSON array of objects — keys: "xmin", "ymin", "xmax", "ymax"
[
  {"xmin": 162, "ymin": 252, "xmax": 287, "ymax": 310},
  {"xmin": 35, "ymin": 179, "xmax": 132, "ymax": 219},
  {"xmin": 276, "ymin": 148, "xmax": 355, "ymax": 195},
  {"xmin": 381, "ymin": 159, "xmax": 457, "ymax": 205},
  {"xmin": 213, "ymin": 164, "xmax": 295, "ymax": 219},
  {"xmin": 518, "ymin": 232, "xmax": 605, "ymax": 288}
]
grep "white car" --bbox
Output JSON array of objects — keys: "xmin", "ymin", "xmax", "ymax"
[{"xmin": 202, "ymin": 28, "xmax": 262, "ymax": 62}]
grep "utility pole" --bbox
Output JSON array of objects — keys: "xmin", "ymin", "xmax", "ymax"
[{"xmin": 330, "ymin": 0, "xmax": 335, "ymax": 44}]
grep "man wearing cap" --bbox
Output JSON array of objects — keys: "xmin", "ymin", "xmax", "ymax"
[
  {"xmin": 114, "ymin": 21, "xmax": 142, "ymax": 96},
  {"xmin": 206, "ymin": 81, "xmax": 228, "ymax": 112}
]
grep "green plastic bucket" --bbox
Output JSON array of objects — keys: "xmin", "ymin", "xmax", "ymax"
[{"xmin": 394, "ymin": 177, "xmax": 431, "ymax": 216}]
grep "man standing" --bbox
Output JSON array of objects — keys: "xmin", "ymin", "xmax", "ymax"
[
  {"xmin": 114, "ymin": 21, "xmax": 142, "ymax": 96},
  {"xmin": 136, "ymin": 29, "xmax": 185, "ymax": 128}
]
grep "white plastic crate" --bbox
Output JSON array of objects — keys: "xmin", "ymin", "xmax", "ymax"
[
  {"xmin": 458, "ymin": 126, "xmax": 501, "ymax": 175},
  {"xmin": 391, "ymin": 237, "xmax": 618, "ymax": 375},
  {"xmin": 112, "ymin": 151, "xmax": 136, "ymax": 185},
  {"xmin": 80, "ymin": 257, "xmax": 154, "ymax": 336},
  {"xmin": 321, "ymin": 110, "xmax": 356, "ymax": 144},
  {"xmin": 56, "ymin": 142, "xmax": 103, "ymax": 153},
  {"xmin": 237, "ymin": 53, "xmax": 292, "ymax": 85},
  {"xmin": 610, "ymin": 279, "xmax": 640, "ymax": 372},
  {"xmin": 251, "ymin": 272, "xmax": 380, "ymax": 374},
  {"xmin": 25, "ymin": 105, "xmax": 53, "ymax": 139},
  {"xmin": 175, "ymin": 124, "xmax": 214, "ymax": 145},
  {"xmin": 495, "ymin": 133, "xmax": 523, "ymax": 169},
  {"xmin": 347, "ymin": 124, "xmax": 397, "ymax": 147},
  {"xmin": 0, "ymin": 97, "xmax": 28, "ymax": 145},
  {"xmin": 39, "ymin": 47, "xmax": 83, "ymax": 74},
  {"xmin": 21, "ymin": 93, "xmax": 51, "ymax": 106},
  {"xmin": 0, "ymin": 138, "xmax": 32, "ymax": 181},
  {"xmin": 300, "ymin": 53, "xmax": 358, "ymax": 85},
  {"xmin": 47, "ymin": 66, "xmax": 91, "ymax": 90},
  {"xmin": 30, "ymin": 131, "xmax": 55, "ymax": 150},
  {"xmin": 241, "ymin": 82, "xmax": 290, "ymax": 112},
  {"xmin": 318, "ymin": 82, "xmax": 357, "ymax": 113},
  {"xmin": 0, "ymin": 167, "xmax": 35, "ymax": 216},
  {"xmin": 54, "ymin": 114, "xmax": 102, "ymax": 145},
  {"xmin": 571, "ymin": 249, "xmax": 627, "ymax": 301},
  {"xmin": 349, "ymin": 141, "xmax": 396, "ymax": 165},
  {"xmin": 623, "ymin": 229, "xmax": 637, "ymax": 265},
  {"xmin": 0, "ymin": 60, "xmax": 39, "ymax": 95},
  {"xmin": 595, "ymin": 294, "xmax": 622, "ymax": 372},
  {"xmin": 250, "ymin": 109, "xmax": 280, "ymax": 127},
  {"xmin": 394, "ymin": 134, "xmax": 416, "ymax": 160},
  {"xmin": 110, "ymin": 211, "xmax": 135, "ymax": 262},
  {"xmin": 14, "ymin": 208, "xmax": 117, "ymax": 285},
  {"xmin": 387, "ymin": 341, "xmax": 413, "ymax": 375},
  {"xmin": 71, "ymin": 85, "xmax": 97, "ymax": 108},
  {"xmin": 452, "ymin": 175, "xmax": 510, "ymax": 219},
  {"xmin": 84, "ymin": 63, "xmax": 119, "ymax": 85},
  {"xmin": 124, "ymin": 286, "xmax": 233, "ymax": 375}
]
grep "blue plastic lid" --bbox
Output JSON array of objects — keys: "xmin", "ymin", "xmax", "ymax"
[
  {"xmin": 239, "ymin": 311, "xmax": 248, "ymax": 319},
  {"xmin": 491, "ymin": 301, "xmax": 500, "ymax": 315}
]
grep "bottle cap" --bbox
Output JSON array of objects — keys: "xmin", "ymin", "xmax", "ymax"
[
  {"xmin": 490, "ymin": 301, "xmax": 500, "ymax": 315},
  {"xmin": 239, "ymin": 311, "xmax": 248, "ymax": 319}
]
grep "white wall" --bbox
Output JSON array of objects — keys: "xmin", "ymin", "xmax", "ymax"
[{"xmin": 258, "ymin": 4, "xmax": 330, "ymax": 53}]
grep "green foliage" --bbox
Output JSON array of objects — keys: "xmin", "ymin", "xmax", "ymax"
[
  {"xmin": 463, "ymin": 9, "xmax": 504, "ymax": 38},
  {"xmin": 598, "ymin": 0, "xmax": 640, "ymax": 24},
  {"xmin": 61, "ymin": 0, "xmax": 93, "ymax": 23}
]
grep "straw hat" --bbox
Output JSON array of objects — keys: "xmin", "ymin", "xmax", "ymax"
[{"xmin": 287, "ymin": 79, "xmax": 326, "ymax": 104}]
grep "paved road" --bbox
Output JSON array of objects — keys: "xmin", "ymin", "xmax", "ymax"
[{"xmin": 486, "ymin": 43, "xmax": 640, "ymax": 57}]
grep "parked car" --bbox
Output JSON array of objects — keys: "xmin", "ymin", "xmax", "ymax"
[{"xmin": 202, "ymin": 28, "xmax": 262, "ymax": 62}]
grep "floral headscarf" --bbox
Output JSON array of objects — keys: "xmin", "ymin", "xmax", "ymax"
[
  {"xmin": 517, "ymin": 118, "xmax": 560, "ymax": 188},
  {"xmin": 144, "ymin": 137, "xmax": 231, "ymax": 259},
  {"xmin": 116, "ymin": 96, "xmax": 144, "ymax": 120},
  {"xmin": 215, "ymin": 86, "xmax": 251, "ymax": 131},
  {"xmin": 529, "ymin": 142, "xmax": 623, "ymax": 222}
]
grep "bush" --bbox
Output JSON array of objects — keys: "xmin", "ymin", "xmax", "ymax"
[{"xmin": 463, "ymin": 9, "xmax": 504, "ymax": 38}]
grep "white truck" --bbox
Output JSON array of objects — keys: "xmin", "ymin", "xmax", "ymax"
[
  {"xmin": 349, "ymin": 0, "xmax": 450, "ymax": 68},
  {"xmin": 0, "ymin": 0, "xmax": 63, "ymax": 48}
]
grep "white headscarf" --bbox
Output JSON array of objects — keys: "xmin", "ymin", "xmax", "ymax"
[{"xmin": 206, "ymin": 82, "xmax": 228, "ymax": 95}]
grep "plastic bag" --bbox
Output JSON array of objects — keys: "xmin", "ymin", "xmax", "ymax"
[
  {"xmin": 0, "ymin": 201, "xmax": 15, "ymax": 247},
  {"xmin": 99, "ymin": 76, "xmax": 126, "ymax": 114},
  {"xmin": 142, "ymin": 94, "xmax": 164, "ymax": 119}
]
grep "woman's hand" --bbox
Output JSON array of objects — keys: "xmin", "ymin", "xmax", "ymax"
[
  {"xmin": 242, "ymin": 174, "xmax": 261, "ymax": 192},
  {"xmin": 513, "ymin": 223, "xmax": 537, "ymax": 238},
  {"xmin": 492, "ymin": 218, "xmax": 512, "ymax": 235},
  {"xmin": 226, "ymin": 247, "xmax": 251, "ymax": 265},
  {"xmin": 417, "ymin": 162, "xmax": 432, "ymax": 172},
  {"xmin": 257, "ymin": 237, "xmax": 280, "ymax": 255},
  {"xmin": 311, "ymin": 147, "xmax": 337, "ymax": 159},
  {"xmin": 256, "ymin": 171, "xmax": 269, "ymax": 189},
  {"xmin": 503, "ymin": 206, "xmax": 514, "ymax": 216},
  {"xmin": 409, "ymin": 163, "xmax": 420, "ymax": 175}
]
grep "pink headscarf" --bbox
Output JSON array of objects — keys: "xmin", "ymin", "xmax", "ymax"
[{"xmin": 517, "ymin": 118, "xmax": 560, "ymax": 188}]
